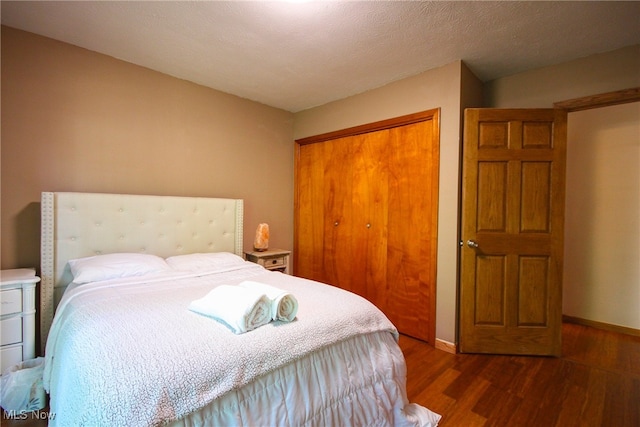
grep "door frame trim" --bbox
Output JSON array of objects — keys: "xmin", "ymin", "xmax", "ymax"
[
  {"xmin": 555, "ymin": 87, "xmax": 640, "ymax": 337},
  {"xmin": 295, "ymin": 108, "xmax": 440, "ymax": 145},
  {"xmin": 554, "ymin": 87, "xmax": 640, "ymax": 112}
]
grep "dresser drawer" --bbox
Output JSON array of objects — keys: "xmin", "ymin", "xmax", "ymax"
[
  {"xmin": 1, "ymin": 289, "xmax": 22, "ymax": 315},
  {"xmin": 1, "ymin": 316, "xmax": 23, "ymax": 346},
  {"xmin": 1, "ymin": 345, "xmax": 23, "ymax": 372}
]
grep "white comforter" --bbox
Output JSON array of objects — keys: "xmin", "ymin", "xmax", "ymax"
[{"xmin": 44, "ymin": 263, "xmax": 441, "ymax": 426}]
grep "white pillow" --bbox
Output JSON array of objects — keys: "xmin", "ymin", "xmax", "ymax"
[
  {"xmin": 165, "ymin": 252, "xmax": 246, "ymax": 272},
  {"xmin": 68, "ymin": 253, "xmax": 171, "ymax": 284}
]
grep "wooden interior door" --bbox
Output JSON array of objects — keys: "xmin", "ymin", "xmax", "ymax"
[{"xmin": 460, "ymin": 108, "xmax": 567, "ymax": 356}]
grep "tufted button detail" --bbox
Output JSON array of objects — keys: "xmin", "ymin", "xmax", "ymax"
[{"xmin": 70, "ymin": 236, "xmax": 76, "ymax": 241}]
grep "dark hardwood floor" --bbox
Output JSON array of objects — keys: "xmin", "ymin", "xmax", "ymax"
[
  {"xmin": 3, "ymin": 322, "xmax": 638, "ymax": 426},
  {"xmin": 400, "ymin": 322, "xmax": 640, "ymax": 426}
]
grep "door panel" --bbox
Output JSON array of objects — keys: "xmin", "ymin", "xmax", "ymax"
[
  {"xmin": 460, "ymin": 108, "xmax": 566, "ymax": 356},
  {"xmin": 351, "ymin": 131, "xmax": 389, "ymax": 305},
  {"xmin": 323, "ymin": 136, "xmax": 353, "ymax": 290},
  {"xmin": 294, "ymin": 142, "xmax": 325, "ymax": 281},
  {"xmin": 474, "ymin": 255, "xmax": 506, "ymax": 326},
  {"xmin": 521, "ymin": 161, "xmax": 551, "ymax": 232},
  {"xmin": 518, "ymin": 256, "xmax": 549, "ymax": 326},
  {"xmin": 477, "ymin": 161, "xmax": 508, "ymax": 231},
  {"xmin": 386, "ymin": 121, "xmax": 438, "ymax": 341}
]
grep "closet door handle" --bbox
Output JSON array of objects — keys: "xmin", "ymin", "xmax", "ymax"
[{"xmin": 467, "ymin": 240, "xmax": 479, "ymax": 248}]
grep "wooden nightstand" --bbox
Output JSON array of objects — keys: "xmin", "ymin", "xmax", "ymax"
[
  {"xmin": 244, "ymin": 249, "xmax": 291, "ymax": 274},
  {"xmin": 1, "ymin": 269, "xmax": 40, "ymax": 372}
]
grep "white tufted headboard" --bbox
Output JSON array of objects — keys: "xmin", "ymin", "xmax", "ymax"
[{"xmin": 40, "ymin": 192, "xmax": 244, "ymax": 351}]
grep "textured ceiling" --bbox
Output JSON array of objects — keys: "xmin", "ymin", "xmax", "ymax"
[{"xmin": 2, "ymin": 1, "xmax": 639, "ymax": 112}]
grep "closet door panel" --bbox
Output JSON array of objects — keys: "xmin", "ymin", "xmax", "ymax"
[
  {"xmin": 387, "ymin": 121, "xmax": 438, "ymax": 342},
  {"xmin": 351, "ymin": 131, "xmax": 389, "ymax": 304},
  {"xmin": 322, "ymin": 137, "xmax": 354, "ymax": 290},
  {"xmin": 295, "ymin": 142, "xmax": 326, "ymax": 281}
]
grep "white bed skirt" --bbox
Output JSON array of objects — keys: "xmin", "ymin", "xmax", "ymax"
[{"xmin": 169, "ymin": 331, "xmax": 441, "ymax": 427}]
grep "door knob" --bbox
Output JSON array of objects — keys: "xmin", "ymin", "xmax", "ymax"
[{"xmin": 467, "ymin": 240, "xmax": 479, "ymax": 248}]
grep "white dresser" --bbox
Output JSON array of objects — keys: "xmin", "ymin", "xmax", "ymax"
[{"xmin": 1, "ymin": 269, "xmax": 40, "ymax": 372}]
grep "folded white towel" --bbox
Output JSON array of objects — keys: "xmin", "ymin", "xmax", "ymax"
[
  {"xmin": 239, "ymin": 281, "xmax": 299, "ymax": 322},
  {"xmin": 189, "ymin": 285, "xmax": 271, "ymax": 334}
]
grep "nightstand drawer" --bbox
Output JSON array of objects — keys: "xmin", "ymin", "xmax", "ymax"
[
  {"xmin": 263, "ymin": 257, "xmax": 286, "ymax": 268},
  {"xmin": 1, "ymin": 289, "xmax": 22, "ymax": 315},
  {"xmin": 1, "ymin": 316, "xmax": 23, "ymax": 345},
  {"xmin": 245, "ymin": 249, "xmax": 291, "ymax": 274}
]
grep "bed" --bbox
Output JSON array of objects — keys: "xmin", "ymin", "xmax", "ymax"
[{"xmin": 40, "ymin": 192, "xmax": 441, "ymax": 426}]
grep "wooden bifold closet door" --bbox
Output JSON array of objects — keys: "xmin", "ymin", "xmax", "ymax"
[{"xmin": 294, "ymin": 110, "xmax": 440, "ymax": 343}]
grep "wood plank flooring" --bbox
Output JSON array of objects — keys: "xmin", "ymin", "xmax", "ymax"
[
  {"xmin": 400, "ymin": 322, "xmax": 640, "ymax": 426},
  {"xmin": 3, "ymin": 322, "xmax": 638, "ymax": 426}
]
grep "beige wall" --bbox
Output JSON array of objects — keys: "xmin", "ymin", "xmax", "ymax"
[
  {"xmin": 1, "ymin": 26, "xmax": 295, "ymax": 270},
  {"xmin": 294, "ymin": 61, "xmax": 484, "ymax": 345},
  {"xmin": 484, "ymin": 44, "xmax": 640, "ymax": 330},
  {"xmin": 484, "ymin": 45, "xmax": 640, "ymax": 108}
]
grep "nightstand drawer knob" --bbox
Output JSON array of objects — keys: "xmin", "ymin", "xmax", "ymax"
[{"xmin": 334, "ymin": 221, "xmax": 339, "ymax": 226}]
